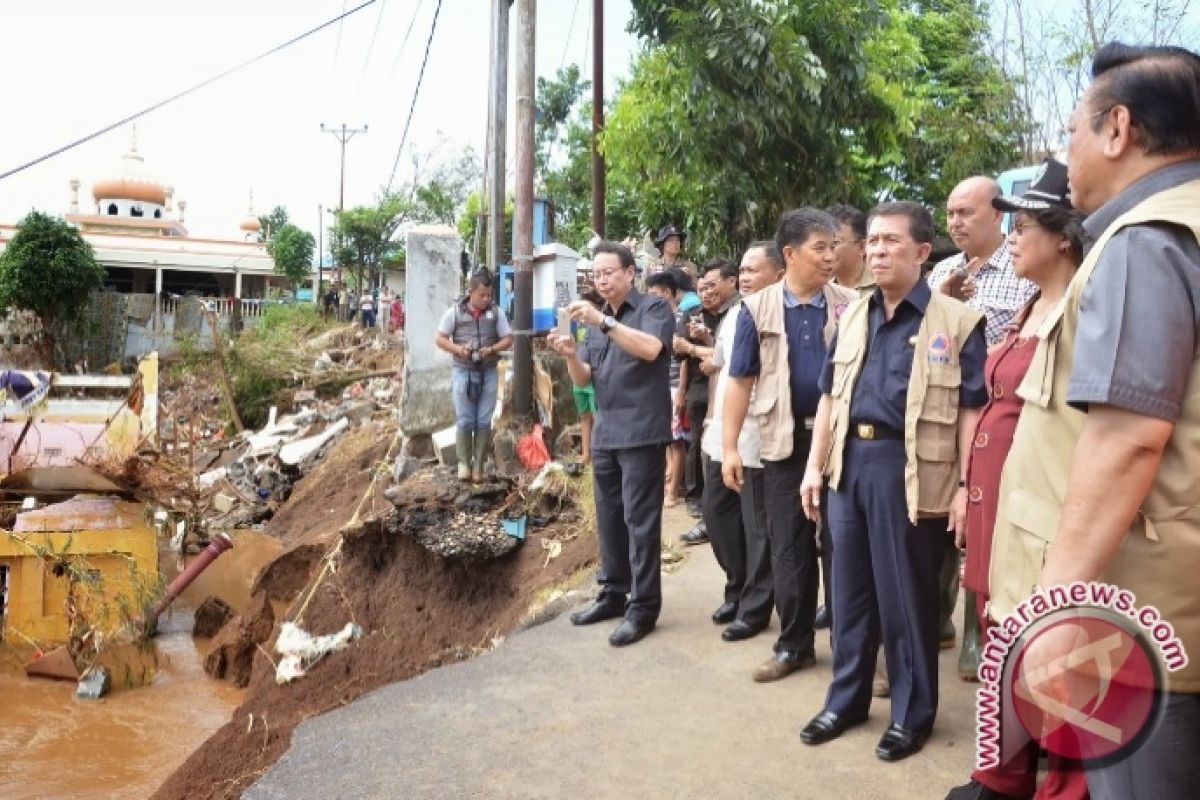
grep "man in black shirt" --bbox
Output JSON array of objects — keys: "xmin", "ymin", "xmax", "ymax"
[{"xmin": 549, "ymin": 241, "xmax": 676, "ymax": 647}]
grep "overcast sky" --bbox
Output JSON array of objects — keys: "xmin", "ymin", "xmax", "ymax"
[{"xmin": 0, "ymin": 0, "xmax": 638, "ymax": 239}]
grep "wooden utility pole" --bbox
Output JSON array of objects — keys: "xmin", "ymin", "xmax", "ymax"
[
  {"xmin": 513, "ymin": 0, "xmax": 536, "ymax": 416},
  {"xmin": 591, "ymin": 0, "xmax": 605, "ymax": 237},
  {"xmin": 487, "ymin": 0, "xmax": 510, "ymax": 274}
]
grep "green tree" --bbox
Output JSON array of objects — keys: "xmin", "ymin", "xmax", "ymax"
[
  {"xmin": 0, "ymin": 211, "xmax": 106, "ymax": 358},
  {"xmin": 330, "ymin": 194, "xmax": 412, "ymax": 292},
  {"xmin": 890, "ymin": 0, "xmax": 1024, "ymax": 219},
  {"xmin": 266, "ymin": 224, "xmax": 316, "ymax": 291},
  {"xmin": 257, "ymin": 206, "xmax": 289, "ymax": 242},
  {"xmin": 612, "ymin": 0, "xmax": 923, "ymax": 255},
  {"xmin": 613, "ymin": 0, "xmax": 1022, "ymax": 253}
]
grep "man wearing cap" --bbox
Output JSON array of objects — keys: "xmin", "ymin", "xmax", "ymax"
[
  {"xmin": 647, "ymin": 223, "xmax": 698, "ymax": 280},
  {"xmin": 722, "ymin": 208, "xmax": 857, "ymax": 683},
  {"xmin": 990, "ymin": 42, "xmax": 1200, "ymax": 799},
  {"xmin": 798, "ymin": 201, "xmax": 987, "ymax": 762}
]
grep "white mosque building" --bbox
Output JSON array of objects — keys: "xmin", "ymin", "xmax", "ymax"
[{"xmin": 1, "ymin": 131, "xmax": 283, "ymax": 303}]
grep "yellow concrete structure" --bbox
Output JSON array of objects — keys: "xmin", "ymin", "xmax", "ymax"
[{"xmin": 0, "ymin": 496, "xmax": 158, "ymax": 646}]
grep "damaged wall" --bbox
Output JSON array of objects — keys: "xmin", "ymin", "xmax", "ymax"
[
  {"xmin": 400, "ymin": 225, "xmax": 461, "ymax": 435},
  {"xmin": 0, "ymin": 496, "xmax": 158, "ymax": 645}
]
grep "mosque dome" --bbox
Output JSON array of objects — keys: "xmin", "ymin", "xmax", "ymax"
[{"xmin": 91, "ymin": 135, "xmax": 167, "ymax": 206}]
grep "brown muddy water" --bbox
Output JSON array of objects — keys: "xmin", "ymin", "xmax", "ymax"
[{"xmin": 0, "ymin": 530, "xmax": 282, "ymax": 799}]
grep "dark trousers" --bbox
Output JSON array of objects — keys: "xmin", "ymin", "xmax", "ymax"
[
  {"xmin": 592, "ymin": 444, "xmax": 666, "ymax": 625},
  {"xmin": 684, "ymin": 400, "xmax": 708, "ymax": 503},
  {"xmin": 825, "ymin": 438, "xmax": 944, "ymax": 732},
  {"xmin": 736, "ymin": 465, "xmax": 774, "ymax": 628},
  {"xmin": 762, "ymin": 430, "xmax": 819, "ymax": 654},
  {"xmin": 703, "ymin": 457, "xmax": 773, "ymax": 626},
  {"xmin": 819, "ymin": 486, "xmax": 833, "ymax": 616},
  {"xmin": 1088, "ymin": 692, "xmax": 1200, "ymax": 800}
]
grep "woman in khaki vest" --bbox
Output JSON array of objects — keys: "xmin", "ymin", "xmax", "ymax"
[{"xmin": 946, "ymin": 163, "xmax": 1090, "ymax": 800}]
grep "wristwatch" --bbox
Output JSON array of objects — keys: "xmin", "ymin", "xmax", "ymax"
[{"xmin": 599, "ymin": 315, "xmax": 617, "ymax": 333}]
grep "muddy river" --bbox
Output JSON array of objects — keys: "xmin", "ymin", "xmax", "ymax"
[{"xmin": 0, "ymin": 530, "xmax": 282, "ymax": 799}]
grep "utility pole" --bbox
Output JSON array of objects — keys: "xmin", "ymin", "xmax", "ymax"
[
  {"xmin": 321, "ymin": 123, "xmax": 368, "ymax": 286},
  {"xmin": 513, "ymin": 0, "xmax": 535, "ymax": 416},
  {"xmin": 316, "ymin": 203, "xmax": 324, "ymax": 306},
  {"xmin": 487, "ymin": 0, "xmax": 510, "ymax": 275},
  {"xmin": 591, "ymin": 0, "xmax": 605, "ymax": 237},
  {"xmin": 321, "ymin": 123, "xmax": 369, "ymax": 210}
]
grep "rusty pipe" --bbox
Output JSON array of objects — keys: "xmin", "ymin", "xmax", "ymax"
[{"xmin": 149, "ymin": 532, "xmax": 234, "ymax": 621}]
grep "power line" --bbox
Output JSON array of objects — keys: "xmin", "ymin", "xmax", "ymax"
[
  {"xmin": 334, "ymin": 0, "xmax": 349, "ymax": 66},
  {"xmin": 0, "ymin": 0, "xmax": 379, "ymax": 183},
  {"xmin": 361, "ymin": 0, "xmax": 389, "ymax": 75},
  {"xmin": 386, "ymin": 0, "xmax": 444, "ymax": 192},
  {"xmin": 561, "ymin": 0, "xmax": 583, "ymax": 70},
  {"xmin": 388, "ymin": 0, "xmax": 427, "ymax": 78}
]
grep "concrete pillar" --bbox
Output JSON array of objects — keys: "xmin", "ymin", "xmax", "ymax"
[
  {"xmin": 400, "ymin": 225, "xmax": 462, "ymax": 435},
  {"xmin": 234, "ymin": 271, "xmax": 243, "ymax": 299},
  {"xmin": 155, "ymin": 267, "xmax": 164, "ymax": 333}
]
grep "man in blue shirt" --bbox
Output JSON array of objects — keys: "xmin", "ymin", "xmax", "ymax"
[
  {"xmin": 799, "ymin": 202, "xmax": 987, "ymax": 762},
  {"xmin": 721, "ymin": 208, "xmax": 858, "ymax": 682}
]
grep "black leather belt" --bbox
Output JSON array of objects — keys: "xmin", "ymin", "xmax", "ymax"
[{"xmin": 848, "ymin": 422, "xmax": 903, "ymax": 440}]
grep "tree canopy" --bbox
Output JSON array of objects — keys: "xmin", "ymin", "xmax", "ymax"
[
  {"xmin": 267, "ymin": 223, "xmax": 316, "ymax": 289},
  {"xmin": 602, "ymin": 0, "xmax": 1023, "ymax": 254},
  {"xmin": 0, "ymin": 211, "xmax": 106, "ymax": 334}
]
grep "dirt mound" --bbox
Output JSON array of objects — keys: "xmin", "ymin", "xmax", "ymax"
[
  {"xmin": 262, "ymin": 423, "xmax": 393, "ymax": 547},
  {"xmin": 202, "ymin": 592, "xmax": 276, "ymax": 688},
  {"xmin": 153, "ymin": 504, "xmax": 596, "ymax": 799},
  {"xmin": 192, "ymin": 596, "xmax": 235, "ymax": 638}
]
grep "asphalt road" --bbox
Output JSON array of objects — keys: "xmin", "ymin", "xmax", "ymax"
[{"xmin": 248, "ymin": 507, "xmax": 980, "ymax": 800}]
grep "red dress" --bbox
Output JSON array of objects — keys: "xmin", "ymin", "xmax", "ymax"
[
  {"xmin": 964, "ymin": 303, "xmax": 1089, "ymax": 800},
  {"xmin": 962, "ymin": 324, "xmax": 1037, "ymax": 598}
]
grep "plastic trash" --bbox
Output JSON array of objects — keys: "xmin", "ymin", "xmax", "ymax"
[{"xmin": 274, "ymin": 621, "xmax": 363, "ymax": 684}]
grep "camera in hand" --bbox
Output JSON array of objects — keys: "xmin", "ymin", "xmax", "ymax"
[{"xmin": 467, "ymin": 347, "xmax": 484, "ymax": 364}]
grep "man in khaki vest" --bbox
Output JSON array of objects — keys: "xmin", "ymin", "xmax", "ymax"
[
  {"xmin": 796, "ymin": 201, "xmax": 987, "ymax": 762},
  {"xmin": 990, "ymin": 43, "xmax": 1200, "ymax": 799},
  {"xmin": 722, "ymin": 208, "xmax": 857, "ymax": 683}
]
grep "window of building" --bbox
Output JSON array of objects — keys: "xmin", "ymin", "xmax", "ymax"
[
  {"xmin": 154, "ymin": 209, "xmax": 162, "ymax": 219},
  {"xmin": 130, "ymin": 205, "xmax": 144, "ymax": 218},
  {"xmin": 107, "ymin": 203, "xmax": 118, "ymax": 215}
]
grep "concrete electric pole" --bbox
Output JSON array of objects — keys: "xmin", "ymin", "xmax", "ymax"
[
  {"xmin": 591, "ymin": 0, "xmax": 605, "ymax": 237},
  {"xmin": 320, "ymin": 122, "xmax": 368, "ymax": 287},
  {"xmin": 513, "ymin": 0, "xmax": 536, "ymax": 416},
  {"xmin": 486, "ymin": 0, "xmax": 510, "ymax": 275}
]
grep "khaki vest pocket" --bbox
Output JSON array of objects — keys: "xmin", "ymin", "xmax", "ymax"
[
  {"xmin": 831, "ymin": 345, "xmax": 859, "ymax": 397},
  {"xmin": 917, "ymin": 458, "xmax": 957, "ymax": 514}
]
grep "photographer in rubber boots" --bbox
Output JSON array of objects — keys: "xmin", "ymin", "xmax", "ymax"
[{"xmin": 436, "ymin": 270, "xmax": 513, "ymax": 482}]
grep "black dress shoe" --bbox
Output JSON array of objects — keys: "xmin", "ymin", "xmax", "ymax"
[
  {"xmin": 608, "ymin": 618, "xmax": 655, "ymax": 647},
  {"xmin": 875, "ymin": 723, "xmax": 930, "ymax": 762},
  {"xmin": 570, "ymin": 599, "xmax": 625, "ymax": 626},
  {"xmin": 711, "ymin": 601, "xmax": 738, "ymax": 624},
  {"xmin": 680, "ymin": 525, "xmax": 709, "ymax": 545},
  {"xmin": 799, "ymin": 709, "xmax": 867, "ymax": 745},
  {"xmin": 721, "ymin": 620, "xmax": 764, "ymax": 642},
  {"xmin": 814, "ymin": 605, "xmax": 831, "ymax": 630},
  {"xmin": 944, "ymin": 779, "xmax": 1029, "ymax": 800}
]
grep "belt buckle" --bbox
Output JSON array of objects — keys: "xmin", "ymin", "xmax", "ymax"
[{"xmin": 856, "ymin": 423, "xmax": 875, "ymax": 440}]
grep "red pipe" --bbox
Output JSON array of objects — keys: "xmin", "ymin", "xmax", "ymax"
[{"xmin": 149, "ymin": 532, "xmax": 234, "ymax": 620}]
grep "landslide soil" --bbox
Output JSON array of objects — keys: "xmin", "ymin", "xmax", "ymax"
[{"xmin": 153, "ymin": 455, "xmax": 596, "ymax": 799}]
